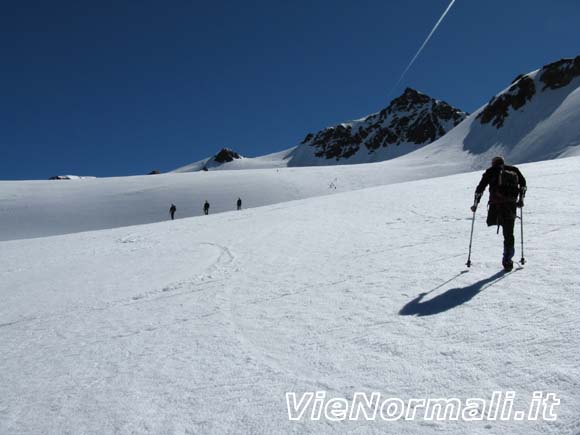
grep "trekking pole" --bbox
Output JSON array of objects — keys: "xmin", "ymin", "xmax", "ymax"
[
  {"xmin": 519, "ymin": 187, "xmax": 526, "ymax": 265},
  {"xmin": 466, "ymin": 209, "xmax": 476, "ymax": 267},
  {"xmin": 466, "ymin": 194, "xmax": 480, "ymax": 268},
  {"xmin": 520, "ymin": 207, "xmax": 525, "ymax": 265}
]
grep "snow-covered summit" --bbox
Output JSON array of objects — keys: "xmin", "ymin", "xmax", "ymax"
[
  {"xmin": 408, "ymin": 55, "xmax": 580, "ymax": 167},
  {"xmin": 174, "ymin": 147, "xmax": 244, "ymax": 172}
]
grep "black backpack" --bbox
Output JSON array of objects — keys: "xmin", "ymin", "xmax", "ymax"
[{"xmin": 497, "ymin": 167, "xmax": 520, "ymax": 200}]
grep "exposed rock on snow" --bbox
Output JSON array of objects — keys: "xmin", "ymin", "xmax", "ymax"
[
  {"xmin": 213, "ymin": 148, "xmax": 241, "ymax": 163},
  {"xmin": 539, "ymin": 56, "xmax": 580, "ymax": 90},
  {"xmin": 477, "ymin": 76, "xmax": 536, "ymax": 128},
  {"xmin": 477, "ymin": 56, "xmax": 580, "ymax": 129},
  {"xmin": 303, "ymin": 87, "xmax": 466, "ymax": 161},
  {"xmin": 48, "ymin": 175, "xmax": 96, "ymax": 180}
]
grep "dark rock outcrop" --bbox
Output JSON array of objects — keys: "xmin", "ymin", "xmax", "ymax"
[
  {"xmin": 213, "ymin": 148, "xmax": 241, "ymax": 164},
  {"xmin": 477, "ymin": 55, "xmax": 580, "ymax": 129},
  {"xmin": 477, "ymin": 76, "xmax": 536, "ymax": 128},
  {"xmin": 304, "ymin": 88, "xmax": 466, "ymax": 161},
  {"xmin": 301, "ymin": 133, "xmax": 314, "ymax": 144},
  {"xmin": 539, "ymin": 56, "xmax": 580, "ymax": 90}
]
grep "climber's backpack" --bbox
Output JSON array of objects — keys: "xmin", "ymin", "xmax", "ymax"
[{"xmin": 497, "ymin": 167, "xmax": 520, "ymax": 201}]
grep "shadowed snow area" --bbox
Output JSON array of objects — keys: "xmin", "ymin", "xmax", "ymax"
[{"xmin": 1, "ymin": 157, "xmax": 579, "ymax": 434}]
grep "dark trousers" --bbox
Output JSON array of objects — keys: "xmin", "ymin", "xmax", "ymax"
[
  {"xmin": 487, "ymin": 202, "xmax": 516, "ymax": 259},
  {"xmin": 170, "ymin": 211, "xmax": 175, "ymax": 220},
  {"xmin": 204, "ymin": 209, "xmax": 209, "ymax": 215},
  {"xmin": 502, "ymin": 218, "xmax": 515, "ymax": 257}
]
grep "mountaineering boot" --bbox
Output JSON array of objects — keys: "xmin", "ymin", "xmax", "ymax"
[
  {"xmin": 502, "ymin": 258, "xmax": 514, "ymax": 272},
  {"xmin": 502, "ymin": 246, "xmax": 515, "ymax": 271}
]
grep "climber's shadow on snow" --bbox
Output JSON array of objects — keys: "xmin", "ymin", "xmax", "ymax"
[{"xmin": 399, "ymin": 270, "xmax": 517, "ymax": 317}]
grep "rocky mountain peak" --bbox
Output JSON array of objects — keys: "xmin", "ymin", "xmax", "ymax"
[
  {"xmin": 300, "ymin": 88, "xmax": 466, "ymax": 161},
  {"xmin": 388, "ymin": 87, "xmax": 432, "ymax": 111}
]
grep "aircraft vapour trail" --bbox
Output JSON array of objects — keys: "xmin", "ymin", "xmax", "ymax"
[{"xmin": 388, "ymin": 0, "xmax": 457, "ymax": 95}]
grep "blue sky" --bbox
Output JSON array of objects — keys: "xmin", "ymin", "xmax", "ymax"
[{"xmin": 1, "ymin": 0, "xmax": 579, "ymax": 180}]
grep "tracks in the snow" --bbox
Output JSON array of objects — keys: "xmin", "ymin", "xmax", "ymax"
[{"xmin": 0, "ymin": 242, "xmax": 235, "ymax": 332}]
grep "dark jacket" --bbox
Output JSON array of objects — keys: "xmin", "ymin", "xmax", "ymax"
[{"xmin": 475, "ymin": 164, "xmax": 526, "ymax": 226}]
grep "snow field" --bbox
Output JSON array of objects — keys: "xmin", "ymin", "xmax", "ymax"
[{"xmin": 1, "ymin": 157, "xmax": 579, "ymax": 434}]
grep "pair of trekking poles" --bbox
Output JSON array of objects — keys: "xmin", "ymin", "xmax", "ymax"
[{"xmin": 465, "ymin": 196, "xmax": 525, "ymax": 268}]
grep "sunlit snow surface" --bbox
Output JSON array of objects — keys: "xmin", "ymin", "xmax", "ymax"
[{"xmin": 1, "ymin": 157, "xmax": 579, "ymax": 434}]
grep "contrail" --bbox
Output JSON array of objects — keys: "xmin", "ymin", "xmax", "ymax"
[{"xmin": 388, "ymin": 0, "xmax": 457, "ymax": 95}]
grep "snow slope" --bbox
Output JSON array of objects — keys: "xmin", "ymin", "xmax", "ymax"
[
  {"xmin": 0, "ymin": 153, "xmax": 476, "ymax": 242},
  {"xmin": 1, "ymin": 156, "xmax": 579, "ymax": 435}
]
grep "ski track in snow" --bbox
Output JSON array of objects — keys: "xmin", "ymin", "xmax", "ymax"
[{"xmin": 1, "ymin": 158, "xmax": 580, "ymax": 434}]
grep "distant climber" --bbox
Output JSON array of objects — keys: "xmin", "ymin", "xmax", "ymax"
[
  {"xmin": 169, "ymin": 204, "xmax": 177, "ymax": 220},
  {"xmin": 471, "ymin": 156, "xmax": 527, "ymax": 271},
  {"xmin": 203, "ymin": 200, "xmax": 210, "ymax": 215},
  {"xmin": 237, "ymin": 197, "xmax": 242, "ymax": 211}
]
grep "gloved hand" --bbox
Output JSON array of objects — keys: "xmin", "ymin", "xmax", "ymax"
[
  {"xmin": 471, "ymin": 192, "xmax": 482, "ymax": 212},
  {"xmin": 516, "ymin": 199, "xmax": 524, "ymax": 208}
]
